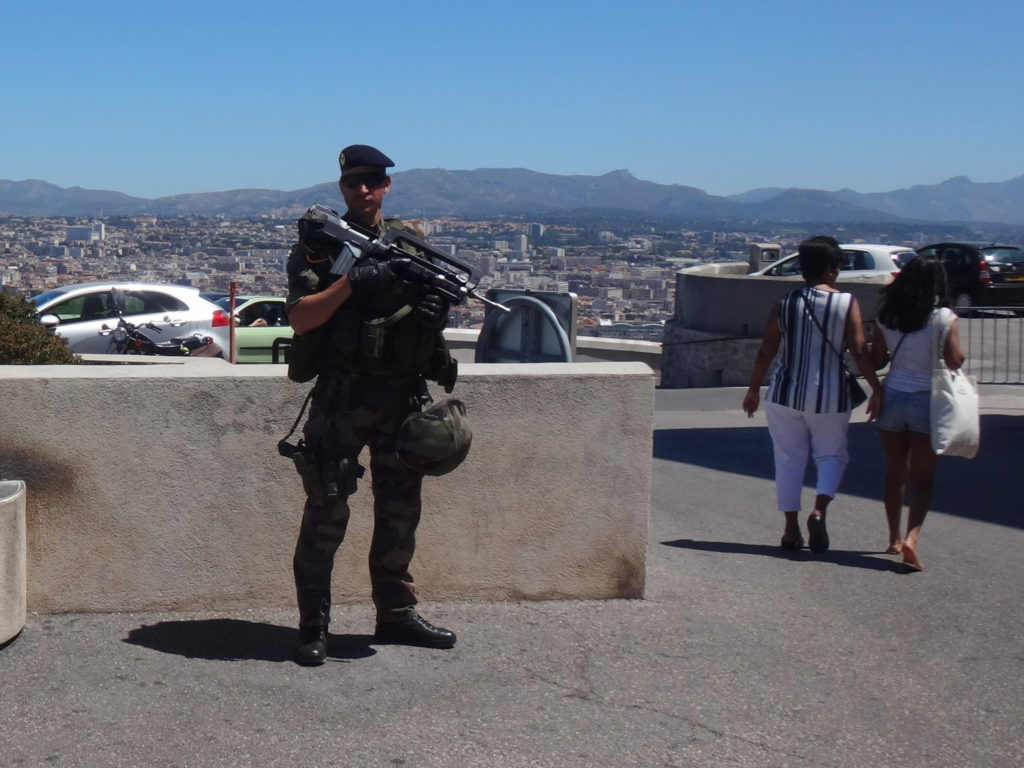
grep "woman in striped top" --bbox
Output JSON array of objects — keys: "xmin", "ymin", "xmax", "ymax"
[{"xmin": 744, "ymin": 236, "xmax": 883, "ymax": 553}]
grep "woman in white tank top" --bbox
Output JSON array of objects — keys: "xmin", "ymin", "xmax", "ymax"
[{"xmin": 870, "ymin": 255, "xmax": 966, "ymax": 570}]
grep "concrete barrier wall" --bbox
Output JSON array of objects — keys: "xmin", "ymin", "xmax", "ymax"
[
  {"xmin": 444, "ymin": 329, "xmax": 662, "ymax": 374},
  {"xmin": 573, "ymin": 337, "xmax": 662, "ymax": 374},
  {"xmin": 661, "ymin": 263, "xmax": 888, "ymax": 387},
  {"xmin": 0, "ymin": 480, "xmax": 26, "ymax": 643},
  {"xmin": 0, "ymin": 361, "xmax": 654, "ymax": 614},
  {"xmin": 671, "ymin": 262, "xmax": 888, "ymax": 336}
]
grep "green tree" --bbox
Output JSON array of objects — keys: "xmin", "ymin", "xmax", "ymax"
[{"xmin": 0, "ymin": 291, "xmax": 80, "ymax": 365}]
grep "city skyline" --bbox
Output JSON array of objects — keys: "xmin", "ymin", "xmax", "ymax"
[
  {"xmin": 0, "ymin": 213, "xmax": 691, "ymax": 337},
  {"xmin": 3, "ymin": 1, "xmax": 1022, "ymax": 200}
]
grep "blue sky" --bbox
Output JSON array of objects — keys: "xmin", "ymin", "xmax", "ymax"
[{"xmin": 2, "ymin": 0, "xmax": 1022, "ymax": 199}]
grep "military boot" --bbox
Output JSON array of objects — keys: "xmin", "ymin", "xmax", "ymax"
[
  {"xmin": 294, "ymin": 626, "xmax": 328, "ymax": 666},
  {"xmin": 374, "ymin": 612, "xmax": 456, "ymax": 649}
]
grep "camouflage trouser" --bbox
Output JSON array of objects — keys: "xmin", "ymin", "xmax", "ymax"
[{"xmin": 293, "ymin": 374, "xmax": 424, "ymax": 628}]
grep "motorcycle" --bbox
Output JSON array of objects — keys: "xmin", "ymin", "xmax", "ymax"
[{"xmin": 99, "ymin": 309, "xmax": 223, "ymax": 358}]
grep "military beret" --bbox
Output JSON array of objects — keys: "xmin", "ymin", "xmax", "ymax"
[{"xmin": 338, "ymin": 144, "xmax": 395, "ymax": 175}]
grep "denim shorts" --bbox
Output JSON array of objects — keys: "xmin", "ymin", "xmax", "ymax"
[{"xmin": 876, "ymin": 386, "xmax": 931, "ymax": 433}]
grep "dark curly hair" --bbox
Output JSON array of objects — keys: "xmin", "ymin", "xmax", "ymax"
[
  {"xmin": 877, "ymin": 254, "xmax": 950, "ymax": 333},
  {"xmin": 798, "ymin": 235, "xmax": 843, "ymax": 283}
]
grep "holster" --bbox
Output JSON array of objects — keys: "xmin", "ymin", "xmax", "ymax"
[
  {"xmin": 320, "ymin": 454, "xmax": 366, "ymax": 502},
  {"xmin": 279, "ymin": 437, "xmax": 364, "ymax": 505}
]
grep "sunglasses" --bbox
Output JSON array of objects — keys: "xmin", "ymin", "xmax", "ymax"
[{"xmin": 341, "ymin": 173, "xmax": 388, "ymax": 191}]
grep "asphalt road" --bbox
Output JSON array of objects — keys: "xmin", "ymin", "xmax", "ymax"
[{"xmin": 2, "ymin": 385, "xmax": 1022, "ymax": 768}]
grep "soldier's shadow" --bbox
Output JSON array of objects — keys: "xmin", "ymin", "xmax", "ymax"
[{"xmin": 123, "ymin": 618, "xmax": 376, "ymax": 663}]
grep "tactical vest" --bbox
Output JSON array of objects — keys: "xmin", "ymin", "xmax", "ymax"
[{"xmin": 286, "ymin": 215, "xmax": 454, "ymax": 384}]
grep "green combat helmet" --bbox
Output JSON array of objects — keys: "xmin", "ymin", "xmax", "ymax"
[{"xmin": 396, "ymin": 399, "xmax": 472, "ymax": 476}]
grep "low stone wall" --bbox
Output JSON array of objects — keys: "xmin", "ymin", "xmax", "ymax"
[
  {"xmin": 0, "ymin": 481, "xmax": 26, "ymax": 643},
  {"xmin": 0, "ymin": 361, "xmax": 654, "ymax": 614},
  {"xmin": 444, "ymin": 329, "xmax": 662, "ymax": 375},
  {"xmin": 661, "ymin": 263, "xmax": 887, "ymax": 388},
  {"xmin": 573, "ymin": 337, "xmax": 662, "ymax": 375},
  {"xmin": 661, "ymin": 326, "xmax": 765, "ymax": 388}
]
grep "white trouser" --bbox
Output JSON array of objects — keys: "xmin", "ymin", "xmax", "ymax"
[{"xmin": 765, "ymin": 400, "xmax": 851, "ymax": 512}]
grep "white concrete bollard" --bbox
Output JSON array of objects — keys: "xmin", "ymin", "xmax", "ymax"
[{"xmin": 0, "ymin": 480, "xmax": 27, "ymax": 646}]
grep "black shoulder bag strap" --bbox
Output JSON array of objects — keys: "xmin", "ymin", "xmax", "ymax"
[{"xmin": 888, "ymin": 333, "xmax": 907, "ymax": 365}]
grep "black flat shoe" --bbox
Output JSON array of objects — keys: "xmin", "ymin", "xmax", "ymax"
[
  {"xmin": 780, "ymin": 536, "xmax": 805, "ymax": 551},
  {"xmin": 294, "ymin": 626, "xmax": 327, "ymax": 666},
  {"xmin": 807, "ymin": 514, "xmax": 829, "ymax": 553},
  {"xmin": 374, "ymin": 614, "xmax": 456, "ymax": 649}
]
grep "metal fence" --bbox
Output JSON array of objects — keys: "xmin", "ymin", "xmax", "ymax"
[{"xmin": 956, "ymin": 308, "xmax": 1024, "ymax": 384}]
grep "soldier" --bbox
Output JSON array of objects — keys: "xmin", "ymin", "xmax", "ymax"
[{"xmin": 286, "ymin": 144, "xmax": 458, "ymax": 666}]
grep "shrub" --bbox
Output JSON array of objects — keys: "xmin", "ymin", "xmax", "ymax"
[{"xmin": 0, "ymin": 290, "xmax": 80, "ymax": 365}]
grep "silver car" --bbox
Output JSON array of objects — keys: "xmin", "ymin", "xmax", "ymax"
[{"xmin": 32, "ymin": 282, "xmax": 232, "ymax": 357}]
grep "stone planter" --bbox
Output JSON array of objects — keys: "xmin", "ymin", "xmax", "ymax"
[{"xmin": 1, "ymin": 480, "xmax": 26, "ymax": 646}]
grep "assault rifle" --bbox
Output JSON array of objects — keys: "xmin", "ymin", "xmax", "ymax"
[{"xmin": 300, "ymin": 203, "xmax": 509, "ymax": 313}]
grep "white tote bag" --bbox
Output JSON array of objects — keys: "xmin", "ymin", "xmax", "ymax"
[{"xmin": 929, "ymin": 317, "xmax": 979, "ymax": 458}]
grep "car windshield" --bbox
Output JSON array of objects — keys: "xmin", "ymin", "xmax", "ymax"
[
  {"xmin": 30, "ymin": 288, "xmax": 71, "ymax": 307},
  {"xmin": 215, "ymin": 296, "xmax": 253, "ymax": 311},
  {"xmin": 982, "ymin": 247, "xmax": 1024, "ymax": 264}
]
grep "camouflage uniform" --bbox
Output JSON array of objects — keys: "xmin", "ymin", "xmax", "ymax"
[{"xmin": 287, "ymin": 213, "xmax": 454, "ymax": 629}]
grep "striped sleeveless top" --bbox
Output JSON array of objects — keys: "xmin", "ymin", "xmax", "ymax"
[{"xmin": 767, "ymin": 286, "xmax": 856, "ymax": 413}]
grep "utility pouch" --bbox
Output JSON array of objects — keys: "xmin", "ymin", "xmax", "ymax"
[
  {"xmin": 287, "ymin": 327, "xmax": 325, "ymax": 383},
  {"xmin": 360, "ymin": 306, "xmax": 414, "ymax": 365},
  {"xmin": 362, "ymin": 318, "xmax": 390, "ymax": 361}
]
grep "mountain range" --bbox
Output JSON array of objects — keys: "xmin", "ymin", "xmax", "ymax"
[{"xmin": 2, "ymin": 169, "xmax": 1023, "ymax": 229}]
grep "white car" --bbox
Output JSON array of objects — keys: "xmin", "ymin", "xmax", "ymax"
[
  {"xmin": 752, "ymin": 244, "xmax": 916, "ymax": 279},
  {"xmin": 32, "ymin": 282, "xmax": 232, "ymax": 356}
]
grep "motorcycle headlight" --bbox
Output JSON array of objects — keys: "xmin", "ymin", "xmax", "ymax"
[{"xmin": 112, "ymin": 328, "xmax": 128, "ymax": 344}]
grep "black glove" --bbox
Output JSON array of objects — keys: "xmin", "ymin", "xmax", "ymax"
[
  {"xmin": 348, "ymin": 259, "xmax": 398, "ymax": 293},
  {"xmin": 414, "ymin": 292, "xmax": 450, "ymax": 328}
]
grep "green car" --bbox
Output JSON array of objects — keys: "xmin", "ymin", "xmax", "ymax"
[{"xmin": 216, "ymin": 296, "xmax": 293, "ymax": 363}]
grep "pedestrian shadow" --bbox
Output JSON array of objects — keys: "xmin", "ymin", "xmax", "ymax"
[
  {"xmin": 653, "ymin": 414, "xmax": 1023, "ymax": 530},
  {"xmin": 123, "ymin": 618, "xmax": 376, "ymax": 662},
  {"xmin": 661, "ymin": 538, "xmax": 911, "ymax": 573}
]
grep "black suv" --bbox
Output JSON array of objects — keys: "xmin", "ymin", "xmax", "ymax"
[{"xmin": 915, "ymin": 242, "xmax": 1024, "ymax": 309}]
